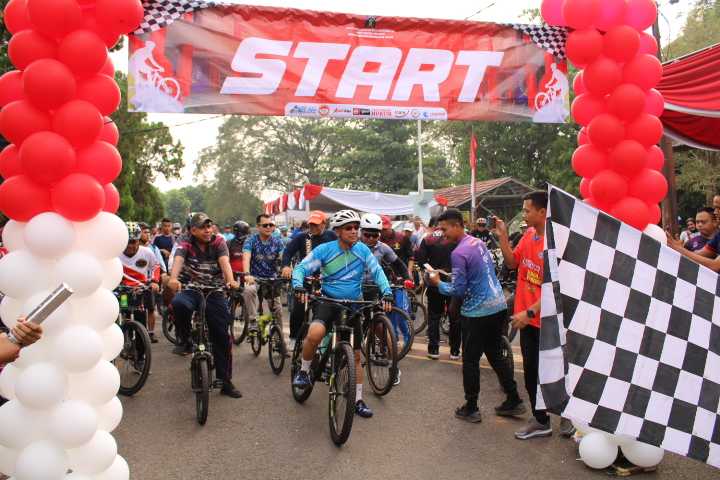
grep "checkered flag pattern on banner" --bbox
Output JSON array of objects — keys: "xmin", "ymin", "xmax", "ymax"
[
  {"xmin": 510, "ymin": 24, "xmax": 567, "ymax": 60},
  {"xmin": 538, "ymin": 186, "xmax": 720, "ymax": 468},
  {"xmin": 135, "ymin": 0, "xmax": 217, "ymax": 34}
]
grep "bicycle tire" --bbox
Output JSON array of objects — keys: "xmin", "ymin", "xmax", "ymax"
[
  {"xmin": 116, "ymin": 320, "xmax": 152, "ymax": 396},
  {"xmin": 500, "ymin": 335, "xmax": 514, "ymax": 372},
  {"xmin": 411, "ymin": 298, "xmax": 428, "ymax": 335},
  {"xmin": 162, "ymin": 307, "xmax": 178, "ymax": 345},
  {"xmin": 194, "ymin": 358, "xmax": 209, "ymax": 425},
  {"xmin": 249, "ymin": 329, "xmax": 262, "ymax": 356},
  {"xmin": 230, "ymin": 297, "xmax": 248, "ymax": 345},
  {"xmin": 328, "ymin": 342, "xmax": 356, "ymax": 446},
  {"xmin": 390, "ymin": 306, "xmax": 415, "ymax": 361},
  {"xmin": 268, "ymin": 324, "xmax": 285, "ymax": 375},
  {"xmin": 440, "ymin": 313, "xmax": 450, "ymax": 335},
  {"xmin": 290, "ymin": 325, "xmax": 314, "ymax": 403},
  {"xmin": 364, "ymin": 313, "xmax": 398, "ymax": 396}
]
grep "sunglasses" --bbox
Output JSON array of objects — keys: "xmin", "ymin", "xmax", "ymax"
[
  {"xmin": 363, "ymin": 232, "xmax": 379, "ymax": 238},
  {"xmin": 342, "ymin": 225, "xmax": 360, "ymax": 231},
  {"xmin": 260, "ymin": 223, "xmax": 276, "ymax": 228}
]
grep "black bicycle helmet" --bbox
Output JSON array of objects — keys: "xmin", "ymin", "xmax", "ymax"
[{"xmin": 233, "ymin": 220, "xmax": 250, "ymax": 237}]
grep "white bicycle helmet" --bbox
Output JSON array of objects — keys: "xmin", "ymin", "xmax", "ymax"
[
  {"xmin": 360, "ymin": 213, "xmax": 383, "ymax": 231},
  {"xmin": 329, "ymin": 210, "xmax": 361, "ymax": 229}
]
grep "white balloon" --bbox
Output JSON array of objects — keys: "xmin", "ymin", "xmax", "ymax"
[
  {"xmin": 13, "ymin": 342, "xmax": 50, "ymax": 369},
  {"xmin": 24, "ymin": 213, "xmax": 76, "ymax": 259},
  {"xmin": 73, "ymin": 213, "xmax": 128, "ymax": 260},
  {"xmin": 93, "ymin": 455, "xmax": 129, "ymax": 480},
  {"xmin": 579, "ymin": 432, "xmax": 618, "ymax": 469},
  {"xmin": 621, "ymin": 441, "xmax": 664, "ymax": 468},
  {"xmin": 14, "ymin": 440, "xmax": 67, "ymax": 480},
  {"xmin": 67, "ymin": 361, "xmax": 120, "ymax": 405},
  {"xmin": 613, "ymin": 435, "xmax": 636, "ymax": 448},
  {"xmin": 96, "ymin": 397, "xmax": 123, "ymax": 433},
  {"xmin": 0, "ymin": 295, "xmax": 23, "ymax": 331},
  {"xmin": 0, "ymin": 251, "xmax": 45, "ymax": 299},
  {"xmin": 0, "ymin": 363, "xmax": 19, "ymax": 400},
  {"xmin": 99, "ymin": 323, "xmax": 123, "ymax": 361},
  {"xmin": 0, "ymin": 400, "xmax": 49, "ymax": 449},
  {"xmin": 64, "ymin": 474, "xmax": 93, "ymax": 480},
  {"xmin": 57, "ymin": 252, "xmax": 104, "ymax": 297},
  {"xmin": 69, "ymin": 288, "xmax": 119, "ymax": 331},
  {"xmin": 100, "ymin": 258, "xmax": 123, "ymax": 291},
  {"xmin": 20, "ymin": 290, "xmax": 72, "ymax": 337},
  {"xmin": 643, "ymin": 224, "xmax": 667, "ymax": 245},
  {"xmin": 53, "ymin": 326, "xmax": 104, "ymax": 373},
  {"xmin": 2, "ymin": 221, "xmax": 26, "ymax": 252},
  {"xmin": 0, "ymin": 445, "xmax": 18, "ymax": 476},
  {"xmin": 48, "ymin": 400, "xmax": 99, "ymax": 449},
  {"xmin": 66, "ymin": 430, "xmax": 117, "ymax": 474},
  {"xmin": 15, "ymin": 362, "xmax": 67, "ymax": 410}
]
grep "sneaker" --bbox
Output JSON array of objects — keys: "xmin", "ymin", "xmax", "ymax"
[
  {"xmin": 288, "ymin": 338, "xmax": 296, "ymax": 351},
  {"xmin": 355, "ymin": 400, "xmax": 373, "ymax": 418},
  {"xmin": 292, "ymin": 370, "xmax": 312, "ymax": 388},
  {"xmin": 455, "ymin": 403, "xmax": 482, "ymax": 423},
  {"xmin": 427, "ymin": 347, "xmax": 439, "ymax": 360},
  {"xmin": 494, "ymin": 396, "xmax": 527, "ymax": 417},
  {"xmin": 559, "ymin": 417, "xmax": 576, "ymax": 437},
  {"xmin": 449, "ymin": 352, "xmax": 461, "ymax": 361},
  {"xmin": 220, "ymin": 380, "xmax": 242, "ymax": 398},
  {"xmin": 393, "ymin": 369, "xmax": 401, "ymax": 386},
  {"xmin": 515, "ymin": 417, "xmax": 552, "ymax": 440},
  {"xmin": 149, "ymin": 332, "xmax": 159, "ymax": 344}
]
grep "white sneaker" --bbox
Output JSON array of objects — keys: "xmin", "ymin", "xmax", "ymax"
[
  {"xmin": 393, "ymin": 369, "xmax": 401, "ymax": 386},
  {"xmin": 449, "ymin": 353, "xmax": 461, "ymax": 361}
]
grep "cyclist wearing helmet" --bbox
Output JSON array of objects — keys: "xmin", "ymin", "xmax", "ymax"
[
  {"xmin": 292, "ymin": 210, "xmax": 393, "ymax": 418},
  {"xmin": 228, "ymin": 221, "xmax": 250, "ymax": 274},
  {"xmin": 360, "ymin": 213, "xmax": 411, "ymax": 284}
]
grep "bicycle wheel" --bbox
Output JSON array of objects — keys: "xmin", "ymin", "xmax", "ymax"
[
  {"xmin": 290, "ymin": 326, "xmax": 315, "ymax": 403},
  {"xmin": 162, "ymin": 307, "xmax": 178, "ymax": 345},
  {"xmin": 268, "ymin": 324, "xmax": 285, "ymax": 375},
  {"xmin": 411, "ymin": 298, "xmax": 428, "ymax": 335},
  {"xmin": 364, "ymin": 313, "xmax": 398, "ymax": 396},
  {"xmin": 116, "ymin": 320, "xmax": 152, "ymax": 396},
  {"xmin": 193, "ymin": 357, "xmax": 209, "ymax": 425},
  {"xmin": 328, "ymin": 342, "xmax": 356, "ymax": 446},
  {"xmin": 391, "ymin": 306, "xmax": 415, "ymax": 361},
  {"xmin": 230, "ymin": 297, "xmax": 248, "ymax": 345},
  {"xmin": 440, "ymin": 313, "xmax": 450, "ymax": 335},
  {"xmin": 249, "ymin": 328, "xmax": 262, "ymax": 356}
]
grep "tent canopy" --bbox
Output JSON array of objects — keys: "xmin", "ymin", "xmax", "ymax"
[{"xmin": 658, "ymin": 43, "xmax": 720, "ymax": 151}]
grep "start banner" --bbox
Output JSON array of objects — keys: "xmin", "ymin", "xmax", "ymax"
[{"xmin": 129, "ymin": 3, "xmax": 569, "ymax": 123}]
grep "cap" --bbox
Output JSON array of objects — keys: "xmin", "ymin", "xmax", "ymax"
[
  {"xmin": 307, "ymin": 210, "xmax": 327, "ymax": 225},
  {"xmin": 280, "ymin": 225, "xmax": 288, "ymax": 232},
  {"xmin": 189, "ymin": 212, "xmax": 213, "ymax": 228},
  {"xmin": 402, "ymin": 223, "xmax": 413, "ymax": 232},
  {"xmin": 477, "ymin": 217, "xmax": 487, "ymax": 225},
  {"xmin": 381, "ymin": 215, "xmax": 392, "ymax": 229},
  {"xmin": 172, "ymin": 222, "xmax": 181, "ymax": 229}
]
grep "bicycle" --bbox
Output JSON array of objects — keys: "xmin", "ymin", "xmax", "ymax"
[
  {"xmin": 409, "ymin": 287, "xmax": 428, "ymax": 335},
  {"xmin": 366, "ymin": 283, "xmax": 414, "ymax": 362},
  {"xmin": 246, "ymin": 277, "xmax": 288, "ymax": 375},
  {"xmin": 228, "ymin": 276, "xmax": 249, "ymax": 346},
  {"xmin": 112, "ymin": 284, "xmax": 153, "ymax": 396}
]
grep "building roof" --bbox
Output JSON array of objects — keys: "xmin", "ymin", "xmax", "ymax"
[{"xmin": 434, "ymin": 177, "xmax": 536, "ymax": 208}]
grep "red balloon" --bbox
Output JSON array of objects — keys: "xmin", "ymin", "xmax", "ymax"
[
  {"xmin": 594, "ymin": 0, "xmax": 626, "ymax": 31},
  {"xmin": 590, "ymin": 169, "xmax": 628, "ymax": 206},
  {"xmin": 102, "ymin": 183, "xmax": 120, "ymax": 213},
  {"xmin": 100, "ymin": 57, "xmax": 115, "ymax": 78},
  {"xmin": 608, "ymin": 140, "xmax": 647, "ymax": 177},
  {"xmin": 51, "ymin": 173, "xmax": 105, "ymax": 221},
  {"xmin": 19, "ymin": 131, "xmax": 76, "ymax": 185},
  {"xmin": 571, "ymin": 94, "xmax": 607, "ymax": 126},
  {"xmin": 0, "ymin": 71, "xmax": 25, "ymax": 108},
  {"xmin": 646, "ymin": 145, "xmax": 664, "ymax": 171},
  {"xmin": 638, "ymin": 32, "xmax": 658, "ymax": 56},
  {"xmin": 587, "ymin": 113, "xmax": 625, "ymax": 149},
  {"xmin": 7, "ymin": 30, "xmax": 57, "ymax": 70},
  {"xmin": 4, "ymin": 0, "xmax": 32, "ymax": 34},
  {"xmin": 76, "ymin": 141, "xmax": 122, "ymax": 184},
  {"xmin": 623, "ymin": 54, "xmax": 663, "ymax": 91},
  {"xmin": 607, "ymin": 84, "xmax": 646, "ymax": 121},
  {"xmin": 626, "ymin": 114, "xmax": 663, "ymax": 147},
  {"xmin": 572, "ymin": 144, "xmax": 607, "ymax": 178},
  {"xmin": 52, "ymin": 100, "xmax": 103, "ymax": 147},
  {"xmin": 647, "ymin": 203, "xmax": 661, "ymax": 225},
  {"xmin": 563, "ymin": 0, "xmax": 600, "ymax": 30},
  {"xmin": 0, "ymin": 145, "xmax": 23, "ymax": 179},
  {"xmin": 541, "ymin": 0, "xmax": 566, "ymax": 26},
  {"xmin": 573, "ymin": 72, "xmax": 587, "ymax": 95},
  {"xmin": 566, "ymin": 29, "xmax": 603, "ymax": 67},
  {"xmin": 27, "ymin": 0, "xmax": 82, "ymax": 37},
  {"xmin": 611, "ymin": 197, "xmax": 650, "ymax": 230},
  {"xmin": 579, "ymin": 177, "xmax": 591, "ymax": 199},
  {"xmin": 76, "ymin": 75, "xmax": 121, "ymax": 117},
  {"xmin": 578, "ymin": 127, "xmax": 589, "ymax": 146},
  {"xmin": 58, "ymin": 30, "xmax": 108, "ymax": 77},
  {"xmin": 99, "ymin": 117, "xmax": 119, "ymax": 146},
  {"xmin": 95, "ymin": 0, "xmax": 144, "ymax": 34},
  {"xmin": 0, "ymin": 175, "xmax": 52, "ymax": 221},
  {"xmin": 22, "ymin": 59, "xmax": 77, "ymax": 110},
  {"xmin": 644, "ymin": 89, "xmax": 664, "ymax": 116},
  {"xmin": 603, "ymin": 26, "xmax": 640, "ymax": 63},
  {"xmin": 0, "ymin": 100, "xmax": 51, "ymax": 146},
  {"xmin": 628, "ymin": 169, "xmax": 668, "ymax": 204},
  {"xmin": 624, "ymin": 0, "xmax": 658, "ymax": 31},
  {"xmin": 583, "ymin": 57, "xmax": 623, "ymax": 96}
]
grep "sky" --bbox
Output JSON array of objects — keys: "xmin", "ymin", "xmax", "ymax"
[{"xmin": 110, "ymin": 0, "xmax": 697, "ymax": 195}]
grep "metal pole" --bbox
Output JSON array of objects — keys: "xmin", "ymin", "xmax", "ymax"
[
  {"xmin": 417, "ymin": 119, "xmax": 424, "ymax": 193},
  {"xmin": 470, "ymin": 166, "xmax": 476, "ymax": 225}
]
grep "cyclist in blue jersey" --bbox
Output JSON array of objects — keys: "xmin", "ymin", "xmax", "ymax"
[{"xmin": 291, "ymin": 210, "xmax": 393, "ymax": 418}]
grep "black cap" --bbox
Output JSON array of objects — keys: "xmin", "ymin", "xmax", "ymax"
[{"xmin": 189, "ymin": 212, "xmax": 213, "ymax": 228}]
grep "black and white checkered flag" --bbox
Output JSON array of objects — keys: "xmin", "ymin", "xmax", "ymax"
[
  {"xmin": 538, "ymin": 186, "xmax": 720, "ymax": 469},
  {"xmin": 510, "ymin": 24, "xmax": 567, "ymax": 60},
  {"xmin": 135, "ymin": 0, "xmax": 217, "ymax": 34}
]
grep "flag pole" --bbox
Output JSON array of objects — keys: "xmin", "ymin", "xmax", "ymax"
[
  {"xmin": 417, "ymin": 119, "xmax": 424, "ymax": 193},
  {"xmin": 470, "ymin": 127, "xmax": 476, "ymax": 225}
]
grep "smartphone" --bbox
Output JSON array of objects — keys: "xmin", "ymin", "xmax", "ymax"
[
  {"xmin": 25, "ymin": 283, "xmax": 74, "ymax": 325},
  {"xmin": 423, "ymin": 263, "xmax": 435, "ymax": 271},
  {"xmin": 487, "ymin": 216, "xmax": 496, "ymax": 229}
]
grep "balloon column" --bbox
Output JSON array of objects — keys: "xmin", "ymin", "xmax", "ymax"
[
  {"xmin": 543, "ymin": 0, "xmax": 668, "ymax": 231},
  {"xmin": 0, "ymin": 0, "xmax": 143, "ymax": 478}
]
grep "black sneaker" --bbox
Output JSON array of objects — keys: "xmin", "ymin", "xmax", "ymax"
[
  {"xmin": 455, "ymin": 403, "xmax": 482, "ymax": 423},
  {"xmin": 495, "ymin": 396, "xmax": 527, "ymax": 417},
  {"xmin": 149, "ymin": 332, "xmax": 159, "ymax": 344},
  {"xmin": 427, "ymin": 346, "xmax": 439, "ymax": 360},
  {"xmin": 220, "ymin": 380, "xmax": 242, "ymax": 398},
  {"xmin": 172, "ymin": 342, "xmax": 192, "ymax": 356}
]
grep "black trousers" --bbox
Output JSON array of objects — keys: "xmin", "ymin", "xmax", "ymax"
[
  {"xmin": 460, "ymin": 311, "xmax": 518, "ymax": 406},
  {"xmin": 289, "ymin": 296, "xmax": 304, "ymax": 340},
  {"xmin": 426, "ymin": 287, "xmax": 461, "ymax": 353},
  {"xmin": 520, "ymin": 325, "xmax": 549, "ymax": 423}
]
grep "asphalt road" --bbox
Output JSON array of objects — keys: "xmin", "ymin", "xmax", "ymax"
[{"xmin": 114, "ymin": 331, "xmax": 718, "ymax": 480}]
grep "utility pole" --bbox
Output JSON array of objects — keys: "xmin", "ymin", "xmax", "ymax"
[{"xmin": 417, "ymin": 120, "xmax": 424, "ymax": 193}]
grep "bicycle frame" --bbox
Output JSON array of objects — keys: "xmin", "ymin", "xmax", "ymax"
[
  {"xmin": 115, "ymin": 285, "xmax": 150, "ymax": 325},
  {"xmin": 183, "ymin": 284, "xmax": 228, "ymax": 386}
]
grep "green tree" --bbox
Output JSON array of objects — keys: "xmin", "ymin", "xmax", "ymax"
[
  {"xmin": 180, "ymin": 185, "xmax": 208, "ymax": 213},
  {"xmin": 162, "ymin": 189, "xmax": 192, "ymax": 222},
  {"xmin": 666, "ymin": 0, "xmax": 720, "ymax": 59}
]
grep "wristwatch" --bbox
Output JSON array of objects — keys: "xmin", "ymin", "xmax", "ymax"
[{"xmin": 527, "ymin": 308, "xmax": 536, "ymax": 318}]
